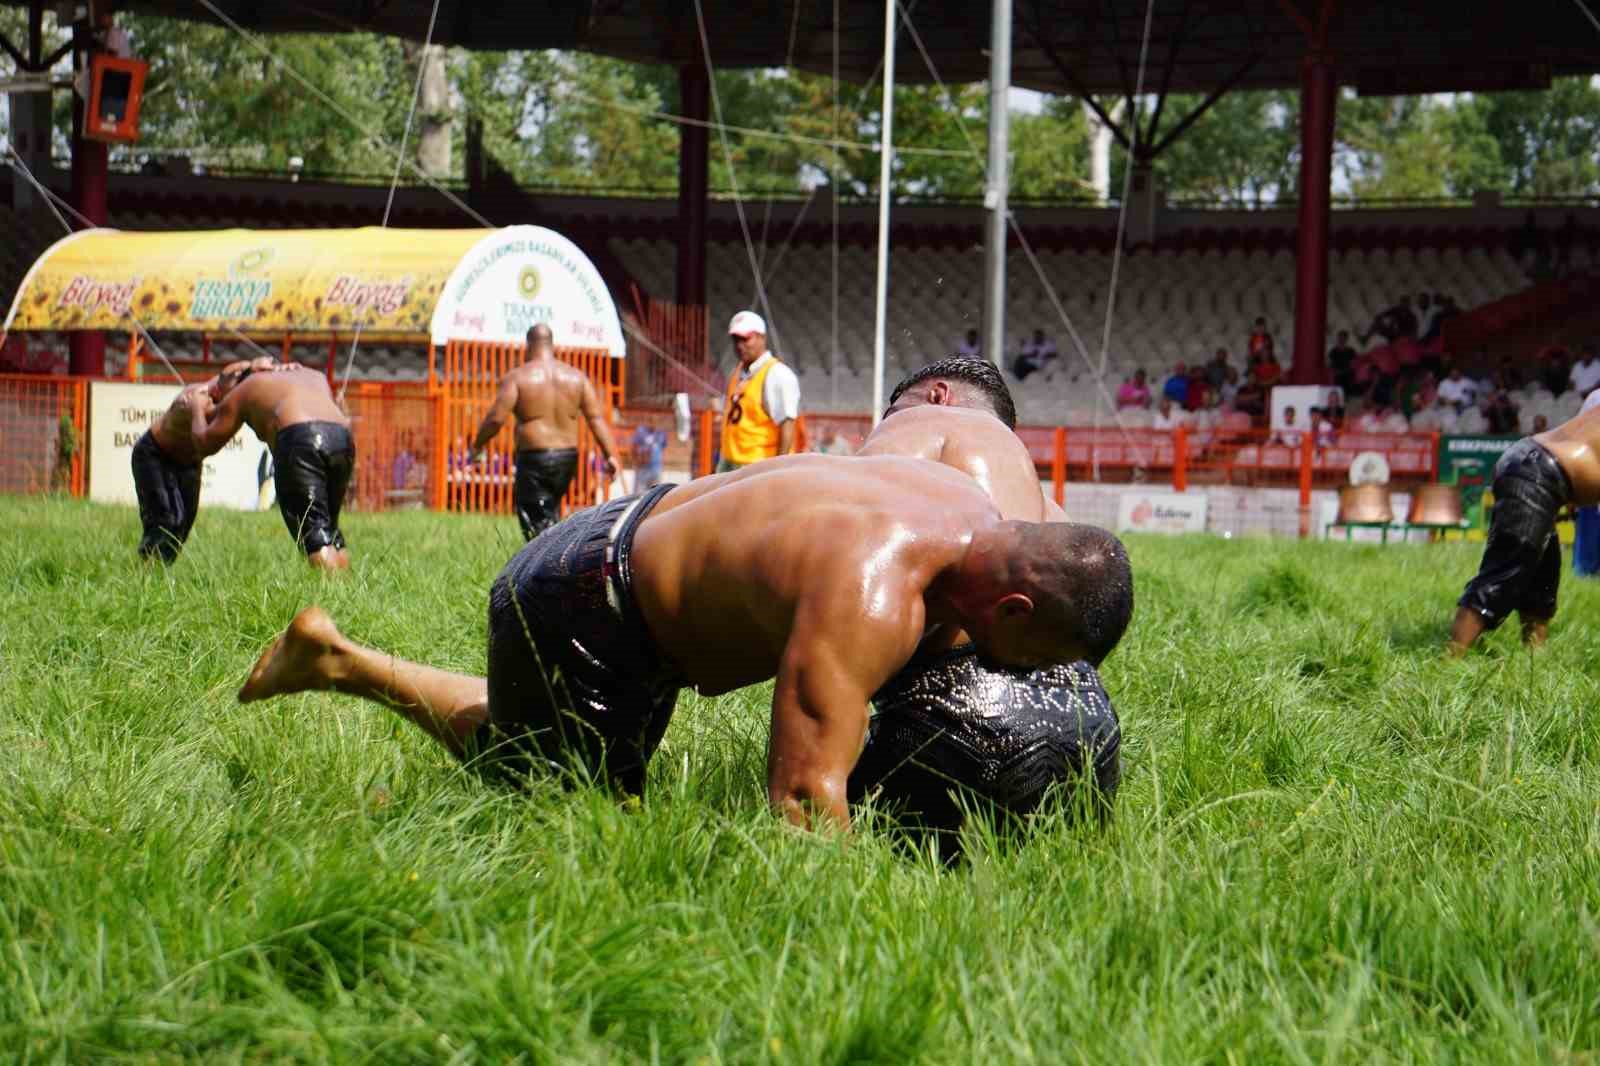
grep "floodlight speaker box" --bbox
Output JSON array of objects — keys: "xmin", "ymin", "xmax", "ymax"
[{"xmin": 83, "ymin": 53, "xmax": 148, "ymax": 144}]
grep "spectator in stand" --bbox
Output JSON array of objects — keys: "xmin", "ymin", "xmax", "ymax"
[
  {"xmin": 956, "ymin": 329, "xmax": 981, "ymax": 360},
  {"xmin": 1206, "ymin": 348, "xmax": 1231, "ymax": 389},
  {"xmin": 1161, "ymin": 361, "xmax": 1190, "ymax": 408},
  {"xmin": 1398, "ymin": 370, "xmax": 1438, "ymax": 418},
  {"xmin": 1311, "ymin": 406, "xmax": 1337, "ymax": 449},
  {"xmin": 1381, "ymin": 405, "xmax": 1410, "ymax": 434},
  {"xmin": 1360, "ymin": 294, "xmax": 1417, "ymax": 346},
  {"xmin": 1437, "ymin": 365, "xmax": 1478, "ymax": 410},
  {"xmin": 1247, "ymin": 317, "xmax": 1273, "ymax": 359},
  {"xmin": 1219, "ymin": 365, "xmax": 1242, "ymax": 408},
  {"xmin": 1252, "ymin": 343, "xmax": 1284, "ymax": 388},
  {"xmin": 1117, "ymin": 368, "xmax": 1152, "ymax": 410},
  {"xmin": 1323, "ymin": 391, "xmax": 1347, "ymax": 428},
  {"xmin": 1152, "ymin": 396, "xmax": 1189, "ymax": 430},
  {"xmin": 1455, "ymin": 399, "xmax": 1489, "ymax": 435},
  {"xmin": 1327, "ymin": 330, "xmax": 1358, "ymax": 392},
  {"xmin": 1541, "ymin": 346, "xmax": 1572, "ymax": 396},
  {"xmin": 1184, "ymin": 364, "xmax": 1213, "ymax": 412},
  {"xmin": 1571, "ymin": 344, "xmax": 1600, "ymax": 396},
  {"xmin": 1014, "ymin": 328, "xmax": 1059, "ymax": 380},
  {"xmin": 1272, "ymin": 406, "xmax": 1304, "ymax": 449},
  {"xmin": 1484, "ymin": 390, "xmax": 1521, "ymax": 435}
]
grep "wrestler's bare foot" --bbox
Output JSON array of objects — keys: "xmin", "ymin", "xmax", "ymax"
[
  {"xmin": 307, "ymin": 547, "xmax": 349, "ymax": 571},
  {"xmin": 239, "ymin": 606, "xmax": 346, "ymax": 702}
]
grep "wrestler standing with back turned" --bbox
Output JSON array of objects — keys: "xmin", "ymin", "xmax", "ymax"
[{"xmin": 468, "ymin": 323, "xmax": 622, "ymax": 541}]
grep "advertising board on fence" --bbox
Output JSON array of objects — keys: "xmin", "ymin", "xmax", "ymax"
[
  {"xmin": 89, "ymin": 382, "xmax": 271, "ymax": 510},
  {"xmin": 1116, "ymin": 491, "xmax": 1209, "ymax": 535},
  {"xmin": 1438, "ymin": 434, "xmax": 1518, "ymax": 530}
]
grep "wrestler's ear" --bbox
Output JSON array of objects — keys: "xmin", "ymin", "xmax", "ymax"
[
  {"xmin": 995, "ymin": 592, "xmax": 1034, "ymax": 619},
  {"xmin": 928, "ymin": 380, "xmax": 953, "ymax": 406}
]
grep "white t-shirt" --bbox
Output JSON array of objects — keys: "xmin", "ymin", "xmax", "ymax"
[
  {"xmin": 1380, "ymin": 411, "xmax": 1410, "ymax": 434},
  {"xmin": 1581, "ymin": 388, "xmax": 1600, "ymax": 414},
  {"xmin": 1572, "ymin": 359, "xmax": 1600, "ymax": 395},
  {"xmin": 1152, "ymin": 407, "xmax": 1190, "ymax": 430},
  {"xmin": 735, "ymin": 352, "xmax": 802, "ymax": 424},
  {"xmin": 1437, "ymin": 376, "xmax": 1477, "ymax": 407}
]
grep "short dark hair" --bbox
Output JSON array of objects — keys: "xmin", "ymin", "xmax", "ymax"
[
  {"xmin": 1019, "ymin": 522, "xmax": 1134, "ymax": 667},
  {"xmin": 887, "ymin": 356, "xmax": 1018, "ymax": 429},
  {"xmin": 526, "ymin": 323, "xmax": 553, "ymax": 347}
]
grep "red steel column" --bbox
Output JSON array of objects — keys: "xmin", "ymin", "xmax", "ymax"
[
  {"xmin": 68, "ymin": 19, "xmax": 108, "ymax": 377},
  {"xmin": 676, "ymin": 62, "xmax": 709, "ymax": 310},
  {"xmin": 1290, "ymin": 53, "xmax": 1336, "ymax": 386}
]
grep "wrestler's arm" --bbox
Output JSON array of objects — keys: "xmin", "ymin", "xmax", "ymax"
[
  {"xmin": 579, "ymin": 377, "xmax": 621, "ymax": 475},
  {"xmin": 768, "ymin": 588, "xmax": 922, "ymax": 829},
  {"xmin": 190, "ymin": 389, "xmax": 245, "ymax": 454},
  {"xmin": 469, "ymin": 376, "xmax": 518, "ymax": 460}
]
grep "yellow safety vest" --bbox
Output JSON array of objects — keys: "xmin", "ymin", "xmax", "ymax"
[{"xmin": 721, "ymin": 357, "xmax": 783, "ymax": 466}]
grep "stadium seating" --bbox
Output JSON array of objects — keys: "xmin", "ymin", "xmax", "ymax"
[{"xmin": 609, "ymin": 237, "xmax": 1531, "ymax": 417}]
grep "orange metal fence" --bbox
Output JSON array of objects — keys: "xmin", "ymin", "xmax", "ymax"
[
  {"xmin": 631, "ymin": 295, "xmax": 714, "ymax": 401},
  {"xmin": 342, "ymin": 382, "xmax": 439, "ymax": 512},
  {"xmin": 436, "ymin": 341, "xmax": 623, "ymax": 519},
  {"xmin": 0, "ymin": 374, "xmax": 86, "ymax": 497}
]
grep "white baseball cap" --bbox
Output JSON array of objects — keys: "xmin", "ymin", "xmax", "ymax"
[{"xmin": 728, "ymin": 310, "xmax": 766, "ymax": 337}]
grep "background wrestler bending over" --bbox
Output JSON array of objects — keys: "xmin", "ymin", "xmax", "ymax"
[
  {"xmin": 852, "ymin": 357, "xmax": 1121, "ymax": 854},
  {"xmin": 1448, "ymin": 392, "xmax": 1600, "ymax": 654},
  {"xmin": 237, "ymin": 454, "xmax": 1133, "ymax": 831},
  {"xmin": 191, "ymin": 361, "xmax": 355, "ymax": 570},
  {"xmin": 131, "ymin": 357, "xmax": 280, "ymax": 563},
  {"xmin": 467, "ymin": 323, "xmax": 623, "ymax": 541}
]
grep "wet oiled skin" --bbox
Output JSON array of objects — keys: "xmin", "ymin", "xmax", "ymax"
[
  {"xmin": 500, "ymin": 356, "xmax": 592, "ymax": 452},
  {"xmin": 151, "ymin": 383, "xmax": 217, "ymax": 464},
  {"xmin": 1537, "ymin": 407, "xmax": 1600, "ymax": 506},
  {"xmin": 856, "ymin": 404, "xmax": 1049, "ymax": 521},
  {"xmin": 211, "ymin": 367, "xmax": 349, "ymax": 451},
  {"xmin": 632, "ymin": 454, "xmax": 1002, "ymax": 699}
]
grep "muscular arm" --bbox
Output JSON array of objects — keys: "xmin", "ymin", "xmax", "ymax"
[
  {"xmin": 190, "ymin": 390, "xmax": 247, "ymax": 456},
  {"xmin": 580, "ymin": 377, "xmax": 621, "ymax": 474},
  {"xmin": 768, "ymin": 595, "xmax": 921, "ymax": 829},
  {"xmin": 470, "ymin": 376, "xmax": 518, "ymax": 458}
]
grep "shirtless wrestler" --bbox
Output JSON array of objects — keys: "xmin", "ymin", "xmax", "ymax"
[
  {"xmin": 132, "ymin": 357, "xmax": 279, "ymax": 563},
  {"xmin": 237, "ymin": 455, "xmax": 1134, "ymax": 831},
  {"xmin": 1448, "ymin": 402, "xmax": 1600, "ymax": 654},
  {"xmin": 468, "ymin": 323, "xmax": 623, "ymax": 540},
  {"xmin": 851, "ymin": 357, "xmax": 1122, "ymax": 850},
  {"xmin": 192, "ymin": 362, "xmax": 355, "ymax": 569}
]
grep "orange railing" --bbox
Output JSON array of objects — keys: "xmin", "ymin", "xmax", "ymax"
[
  {"xmin": 0, "ymin": 374, "xmax": 87, "ymax": 498},
  {"xmin": 342, "ymin": 382, "xmax": 439, "ymax": 512}
]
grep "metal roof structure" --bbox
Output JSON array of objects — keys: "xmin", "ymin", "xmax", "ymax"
[{"xmin": 14, "ymin": 0, "xmax": 1594, "ymax": 96}]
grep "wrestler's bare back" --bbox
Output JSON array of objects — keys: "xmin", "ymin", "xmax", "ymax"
[
  {"xmin": 856, "ymin": 405, "xmax": 1052, "ymax": 521},
  {"xmin": 504, "ymin": 358, "xmax": 590, "ymax": 452},
  {"xmin": 228, "ymin": 368, "xmax": 348, "ymax": 450},
  {"xmin": 631, "ymin": 454, "xmax": 1003, "ymax": 697},
  {"xmin": 1536, "ymin": 406, "xmax": 1600, "ymax": 507},
  {"xmin": 151, "ymin": 384, "xmax": 215, "ymax": 464}
]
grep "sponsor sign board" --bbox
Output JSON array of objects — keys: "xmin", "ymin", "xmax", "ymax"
[
  {"xmin": 1116, "ymin": 491, "xmax": 1209, "ymax": 535},
  {"xmin": 89, "ymin": 381, "xmax": 271, "ymax": 511}
]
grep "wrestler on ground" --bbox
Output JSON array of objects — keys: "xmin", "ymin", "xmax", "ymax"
[
  {"xmin": 851, "ymin": 357, "xmax": 1119, "ymax": 855},
  {"xmin": 467, "ymin": 323, "xmax": 622, "ymax": 540},
  {"xmin": 132, "ymin": 357, "xmax": 280, "ymax": 563},
  {"xmin": 1448, "ymin": 396, "xmax": 1600, "ymax": 654},
  {"xmin": 238, "ymin": 455, "xmax": 1134, "ymax": 831},
  {"xmin": 191, "ymin": 361, "xmax": 355, "ymax": 570}
]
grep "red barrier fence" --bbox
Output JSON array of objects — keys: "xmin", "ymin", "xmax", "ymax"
[{"xmin": 0, "ymin": 368, "xmax": 1448, "ymax": 540}]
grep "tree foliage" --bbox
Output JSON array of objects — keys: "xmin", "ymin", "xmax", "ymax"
[{"xmin": 3, "ymin": 10, "xmax": 1596, "ymax": 204}]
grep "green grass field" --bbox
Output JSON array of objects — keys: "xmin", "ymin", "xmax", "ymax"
[{"xmin": 5, "ymin": 496, "xmax": 1600, "ymax": 1063}]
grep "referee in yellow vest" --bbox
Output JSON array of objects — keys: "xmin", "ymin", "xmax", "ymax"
[{"xmin": 718, "ymin": 311, "xmax": 802, "ymax": 472}]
